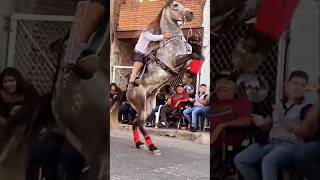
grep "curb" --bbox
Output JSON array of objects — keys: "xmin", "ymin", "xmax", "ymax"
[{"xmin": 117, "ymin": 124, "xmax": 210, "ymax": 145}]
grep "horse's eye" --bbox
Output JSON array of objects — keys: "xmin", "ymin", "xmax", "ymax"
[{"xmin": 173, "ymin": 4, "xmax": 178, "ymax": 8}]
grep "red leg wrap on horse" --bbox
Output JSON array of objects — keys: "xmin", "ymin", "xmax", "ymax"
[
  {"xmin": 255, "ymin": 0, "xmax": 299, "ymax": 39},
  {"xmin": 144, "ymin": 135, "xmax": 153, "ymax": 145},
  {"xmin": 133, "ymin": 130, "xmax": 140, "ymax": 143}
]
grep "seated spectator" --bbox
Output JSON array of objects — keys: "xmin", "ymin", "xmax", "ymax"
[
  {"xmin": 145, "ymin": 85, "xmax": 171, "ymax": 127},
  {"xmin": 118, "ymin": 91, "xmax": 136, "ymax": 124},
  {"xmin": 110, "ymin": 83, "xmax": 122, "ymax": 106},
  {"xmin": 183, "ymin": 84, "xmax": 210, "ymax": 132},
  {"xmin": 284, "ymin": 98, "xmax": 320, "ymax": 180},
  {"xmin": 158, "ymin": 84, "xmax": 189, "ymax": 126},
  {"xmin": 0, "ymin": 67, "xmax": 39, "ymax": 144},
  {"xmin": 210, "ymin": 70, "xmax": 252, "ymax": 176},
  {"xmin": 234, "ymin": 70, "xmax": 311, "ymax": 180}
]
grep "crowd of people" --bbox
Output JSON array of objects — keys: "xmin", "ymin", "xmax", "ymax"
[
  {"xmin": 210, "ymin": 70, "xmax": 319, "ymax": 180},
  {"xmin": 110, "ymin": 82, "xmax": 211, "ymax": 132}
]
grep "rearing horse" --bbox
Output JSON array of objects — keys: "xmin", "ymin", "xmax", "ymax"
[{"xmin": 126, "ymin": 0, "xmax": 193, "ymax": 156}]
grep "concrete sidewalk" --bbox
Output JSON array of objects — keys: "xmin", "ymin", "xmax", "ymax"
[{"xmin": 117, "ymin": 124, "xmax": 210, "ymax": 145}]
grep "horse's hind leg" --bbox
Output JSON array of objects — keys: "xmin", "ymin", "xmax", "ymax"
[
  {"xmin": 132, "ymin": 117, "xmax": 147, "ymax": 150},
  {"xmin": 137, "ymin": 118, "xmax": 161, "ymax": 156}
]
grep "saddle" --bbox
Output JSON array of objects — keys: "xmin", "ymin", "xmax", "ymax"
[
  {"xmin": 136, "ymin": 38, "xmax": 193, "ymax": 80},
  {"xmin": 134, "ymin": 47, "xmax": 174, "ymax": 82}
]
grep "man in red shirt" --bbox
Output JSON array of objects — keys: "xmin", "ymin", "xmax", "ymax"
[
  {"xmin": 211, "ymin": 71, "xmax": 252, "ymax": 147},
  {"xmin": 159, "ymin": 84, "xmax": 189, "ymax": 125},
  {"xmin": 210, "ymin": 70, "xmax": 252, "ymax": 177}
]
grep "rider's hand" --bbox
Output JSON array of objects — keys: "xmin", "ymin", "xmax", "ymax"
[{"xmin": 163, "ymin": 32, "xmax": 173, "ymax": 39}]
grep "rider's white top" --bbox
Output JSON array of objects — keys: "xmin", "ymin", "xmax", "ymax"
[{"xmin": 134, "ymin": 30, "xmax": 164, "ymax": 54}]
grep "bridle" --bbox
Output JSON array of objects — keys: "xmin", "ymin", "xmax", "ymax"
[{"xmin": 170, "ymin": 3, "xmax": 187, "ymax": 25}]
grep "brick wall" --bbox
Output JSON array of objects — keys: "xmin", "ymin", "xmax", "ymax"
[
  {"xmin": 117, "ymin": 0, "xmax": 206, "ymax": 31},
  {"xmin": 34, "ymin": 0, "xmax": 77, "ymax": 15}
]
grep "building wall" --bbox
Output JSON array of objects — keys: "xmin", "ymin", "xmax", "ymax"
[
  {"xmin": 117, "ymin": 0, "xmax": 206, "ymax": 31},
  {"xmin": 288, "ymin": 0, "xmax": 319, "ymax": 85},
  {"xmin": 199, "ymin": 0, "xmax": 210, "ymax": 90},
  {"xmin": 287, "ymin": 0, "xmax": 319, "ymax": 102},
  {"xmin": 0, "ymin": 0, "xmax": 77, "ymax": 70},
  {"xmin": 0, "ymin": 0, "xmax": 36, "ymax": 70}
]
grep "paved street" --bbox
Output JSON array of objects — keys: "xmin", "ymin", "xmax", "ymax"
[{"xmin": 110, "ymin": 130, "xmax": 210, "ymax": 180}]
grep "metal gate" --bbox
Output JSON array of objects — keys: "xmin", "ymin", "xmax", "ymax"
[
  {"xmin": 210, "ymin": 24, "xmax": 284, "ymax": 115},
  {"xmin": 6, "ymin": 13, "xmax": 73, "ymax": 95}
]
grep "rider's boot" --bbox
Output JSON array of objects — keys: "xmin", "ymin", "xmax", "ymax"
[{"xmin": 129, "ymin": 62, "xmax": 144, "ymax": 86}]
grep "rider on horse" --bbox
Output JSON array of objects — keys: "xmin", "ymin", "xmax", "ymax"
[{"xmin": 129, "ymin": 13, "xmax": 173, "ymax": 86}]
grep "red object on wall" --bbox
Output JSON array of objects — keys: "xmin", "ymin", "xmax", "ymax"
[
  {"xmin": 189, "ymin": 58, "xmax": 204, "ymax": 74},
  {"xmin": 254, "ymin": 0, "xmax": 300, "ymax": 40}
]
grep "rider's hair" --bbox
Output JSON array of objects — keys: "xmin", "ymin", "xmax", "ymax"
[{"xmin": 144, "ymin": 7, "xmax": 163, "ymax": 35}]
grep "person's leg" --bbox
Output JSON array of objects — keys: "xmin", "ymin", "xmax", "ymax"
[
  {"xmin": 234, "ymin": 143, "xmax": 272, "ymax": 180},
  {"xmin": 159, "ymin": 106, "xmax": 170, "ymax": 124},
  {"xmin": 31, "ymin": 133, "xmax": 64, "ymax": 180},
  {"xmin": 59, "ymin": 141, "xmax": 86, "ymax": 180},
  {"xmin": 183, "ymin": 107, "xmax": 195, "ymax": 125},
  {"xmin": 294, "ymin": 141, "xmax": 320, "ymax": 180},
  {"xmin": 118, "ymin": 104, "xmax": 126, "ymax": 122},
  {"xmin": 191, "ymin": 107, "xmax": 203, "ymax": 129},
  {"xmin": 129, "ymin": 61, "xmax": 144, "ymax": 85},
  {"xmin": 202, "ymin": 106, "xmax": 211, "ymax": 120},
  {"xmin": 128, "ymin": 106, "xmax": 137, "ymax": 123},
  {"xmin": 261, "ymin": 142, "xmax": 297, "ymax": 180},
  {"xmin": 146, "ymin": 106, "xmax": 158, "ymax": 124}
]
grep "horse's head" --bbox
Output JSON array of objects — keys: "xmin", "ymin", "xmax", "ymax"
[{"xmin": 164, "ymin": 0, "xmax": 193, "ymax": 25}]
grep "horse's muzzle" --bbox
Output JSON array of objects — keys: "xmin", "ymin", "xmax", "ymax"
[{"xmin": 183, "ymin": 9, "xmax": 193, "ymax": 22}]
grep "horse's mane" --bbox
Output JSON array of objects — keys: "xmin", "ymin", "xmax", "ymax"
[{"xmin": 143, "ymin": 3, "xmax": 172, "ymax": 50}]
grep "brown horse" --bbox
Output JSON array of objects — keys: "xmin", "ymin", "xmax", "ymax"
[{"xmin": 126, "ymin": 0, "xmax": 194, "ymax": 156}]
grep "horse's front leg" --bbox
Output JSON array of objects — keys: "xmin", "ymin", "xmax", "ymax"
[
  {"xmin": 175, "ymin": 54, "xmax": 193, "ymax": 65},
  {"xmin": 132, "ymin": 115, "xmax": 147, "ymax": 150},
  {"xmin": 137, "ymin": 115, "xmax": 161, "ymax": 156}
]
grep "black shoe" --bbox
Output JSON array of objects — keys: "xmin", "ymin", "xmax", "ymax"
[
  {"xmin": 134, "ymin": 78, "xmax": 141, "ymax": 85},
  {"xmin": 190, "ymin": 127, "xmax": 197, "ymax": 132},
  {"xmin": 129, "ymin": 81, "xmax": 139, "ymax": 87}
]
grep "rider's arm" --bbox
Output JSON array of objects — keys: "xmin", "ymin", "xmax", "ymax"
[{"xmin": 142, "ymin": 31, "xmax": 164, "ymax": 41}]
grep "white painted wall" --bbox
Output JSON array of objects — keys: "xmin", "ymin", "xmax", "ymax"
[
  {"xmin": 199, "ymin": 0, "xmax": 210, "ymax": 90},
  {"xmin": 0, "ymin": 0, "xmax": 35, "ymax": 70},
  {"xmin": 287, "ymin": 0, "xmax": 319, "ymax": 84}
]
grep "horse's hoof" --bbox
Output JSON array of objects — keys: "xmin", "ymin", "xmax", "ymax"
[
  {"xmin": 152, "ymin": 149, "xmax": 161, "ymax": 156},
  {"xmin": 138, "ymin": 144, "xmax": 148, "ymax": 150}
]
